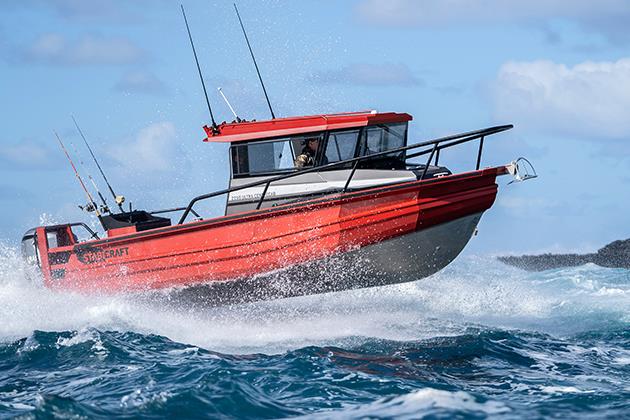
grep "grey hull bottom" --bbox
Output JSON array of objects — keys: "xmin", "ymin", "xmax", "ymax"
[{"xmin": 148, "ymin": 212, "xmax": 483, "ymax": 307}]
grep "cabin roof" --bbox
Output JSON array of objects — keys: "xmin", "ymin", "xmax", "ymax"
[{"xmin": 203, "ymin": 110, "xmax": 412, "ymax": 143}]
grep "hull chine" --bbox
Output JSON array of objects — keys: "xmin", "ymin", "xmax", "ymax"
[{"xmin": 156, "ymin": 211, "xmax": 484, "ymax": 306}]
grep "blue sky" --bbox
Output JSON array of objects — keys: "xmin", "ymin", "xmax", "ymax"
[{"xmin": 1, "ymin": 0, "xmax": 629, "ymax": 254}]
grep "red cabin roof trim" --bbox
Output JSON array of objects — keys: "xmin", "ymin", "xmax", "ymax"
[{"xmin": 202, "ymin": 110, "xmax": 412, "ymax": 143}]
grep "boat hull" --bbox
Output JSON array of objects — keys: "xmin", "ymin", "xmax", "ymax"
[
  {"xmin": 154, "ymin": 211, "xmax": 483, "ymax": 306},
  {"xmin": 36, "ymin": 167, "xmax": 505, "ymax": 300}
]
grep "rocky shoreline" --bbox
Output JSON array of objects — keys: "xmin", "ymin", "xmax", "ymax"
[{"xmin": 498, "ymin": 239, "xmax": 630, "ymax": 271}]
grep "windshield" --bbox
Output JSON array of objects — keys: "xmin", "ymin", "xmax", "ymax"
[
  {"xmin": 357, "ymin": 123, "xmax": 408, "ymax": 169},
  {"xmin": 359, "ymin": 123, "xmax": 407, "ymax": 157},
  {"xmin": 229, "ymin": 122, "xmax": 408, "ymax": 176},
  {"xmin": 21, "ymin": 233, "xmax": 39, "ymax": 267},
  {"xmin": 324, "ymin": 129, "xmax": 360, "ymax": 167}
]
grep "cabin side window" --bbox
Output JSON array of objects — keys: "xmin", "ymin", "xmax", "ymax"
[
  {"xmin": 231, "ymin": 145, "xmax": 250, "ymax": 175},
  {"xmin": 231, "ymin": 136, "xmax": 306, "ymax": 176},
  {"xmin": 231, "ymin": 140, "xmax": 292, "ymax": 176}
]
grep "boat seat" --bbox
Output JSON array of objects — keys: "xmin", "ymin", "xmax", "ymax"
[{"xmin": 100, "ymin": 211, "xmax": 172, "ymax": 232}]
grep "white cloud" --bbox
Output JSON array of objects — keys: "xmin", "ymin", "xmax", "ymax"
[
  {"xmin": 0, "ymin": 184, "xmax": 33, "ymax": 201},
  {"xmin": 46, "ymin": 0, "xmax": 134, "ymax": 22},
  {"xmin": 492, "ymin": 58, "xmax": 630, "ymax": 139},
  {"xmin": 356, "ymin": 0, "xmax": 605, "ymax": 25},
  {"xmin": 0, "ymin": 0, "xmax": 142, "ymax": 23},
  {"xmin": 23, "ymin": 33, "xmax": 145, "ymax": 66},
  {"xmin": 114, "ymin": 70, "xmax": 166, "ymax": 94},
  {"xmin": 311, "ymin": 63, "xmax": 422, "ymax": 86},
  {"xmin": 110, "ymin": 122, "xmax": 178, "ymax": 172},
  {"xmin": 0, "ymin": 141, "xmax": 54, "ymax": 169},
  {"xmin": 499, "ymin": 195, "xmax": 557, "ymax": 211},
  {"xmin": 355, "ymin": 0, "xmax": 630, "ymax": 44}
]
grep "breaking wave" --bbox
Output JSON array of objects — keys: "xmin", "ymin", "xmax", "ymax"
[{"xmin": 0, "ymin": 240, "xmax": 628, "ymax": 418}]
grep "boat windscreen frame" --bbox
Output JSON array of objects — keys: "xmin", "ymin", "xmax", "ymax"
[
  {"xmin": 228, "ymin": 122, "xmax": 409, "ymax": 179},
  {"xmin": 322, "ymin": 126, "xmax": 364, "ymax": 169},
  {"xmin": 42, "ymin": 222, "xmax": 100, "ymax": 247}
]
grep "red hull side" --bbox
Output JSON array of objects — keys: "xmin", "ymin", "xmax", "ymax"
[{"xmin": 37, "ymin": 167, "xmax": 505, "ymax": 293}]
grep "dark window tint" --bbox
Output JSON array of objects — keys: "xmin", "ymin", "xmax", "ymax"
[
  {"xmin": 325, "ymin": 130, "xmax": 359, "ymax": 164},
  {"xmin": 357, "ymin": 123, "xmax": 408, "ymax": 169},
  {"xmin": 293, "ymin": 133, "xmax": 326, "ymax": 168},
  {"xmin": 359, "ymin": 123, "xmax": 407, "ymax": 156},
  {"xmin": 46, "ymin": 228, "xmax": 73, "ymax": 249},
  {"xmin": 231, "ymin": 137, "xmax": 304, "ymax": 176},
  {"xmin": 231, "ymin": 133, "xmax": 328, "ymax": 175},
  {"xmin": 231, "ymin": 145, "xmax": 250, "ymax": 175}
]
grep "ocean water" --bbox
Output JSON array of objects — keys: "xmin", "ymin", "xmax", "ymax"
[{"xmin": 0, "ymin": 242, "xmax": 628, "ymax": 419}]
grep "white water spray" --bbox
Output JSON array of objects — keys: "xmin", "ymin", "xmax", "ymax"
[{"xmin": 0, "ymin": 239, "xmax": 628, "ymax": 354}]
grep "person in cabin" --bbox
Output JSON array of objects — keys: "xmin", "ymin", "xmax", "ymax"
[{"xmin": 294, "ymin": 136, "xmax": 327, "ymax": 168}]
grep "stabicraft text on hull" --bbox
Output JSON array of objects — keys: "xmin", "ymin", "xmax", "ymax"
[{"xmin": 21, "ymin": 110, "xmax": 536, "ymax": 304}]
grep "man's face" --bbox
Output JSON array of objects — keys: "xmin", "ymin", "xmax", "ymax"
[{"xmin": 308, "ymin": 138, "xmax": 319, "ymax": 152}]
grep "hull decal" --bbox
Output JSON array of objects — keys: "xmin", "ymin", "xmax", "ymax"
[
  {"xmin": 48, "ymin": 251, "xmax": 71, "ymax": 265},
  {"xmin": 75, "ymin": 246, "xmax": 130, "ymax": 264}
]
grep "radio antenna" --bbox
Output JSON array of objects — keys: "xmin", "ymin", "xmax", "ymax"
[
  {"xmin": 71, "ymin": 116, "xmax": 125, "ymax": 212},
  {"xmin": 180, "ymin": 4, "xmax": 218, "ymax": 130},
  {"xmin": 70, "ymin": 140, "xmax": 109, "ymax": 213},
  {"xmin": 233, "ymin": 3, "xmax": 276, "ymax": 119},
  {"xmin": 54, "ymin": 131, "xmax": 100, "ymax": 216},
  {"xmin": 218, "ymin": 87, "xmax": 241, "ymax": 122}
]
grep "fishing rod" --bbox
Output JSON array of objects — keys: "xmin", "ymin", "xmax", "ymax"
[
  {"xmin": 71, "ymin": 116, "xmax": 125, "ymax": 212},
  {"xmin": 70, "ymin": 140, "xmax": 109, "ymax": 214},
  {"xmin": 234, "ymin": 3, "xmax": 276, "ymax": 120},
  {"xmin": 180, "ymin": 4, "xmax": 218, "ymax": 131},
  {"xmin": 54, "ymin": 131, "xmax": 100, "ymax": 216}
]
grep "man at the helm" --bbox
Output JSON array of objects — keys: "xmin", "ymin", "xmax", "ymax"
[{"xmin": 294, "ymin": 136, "xmax": 323, "ymax": 168}]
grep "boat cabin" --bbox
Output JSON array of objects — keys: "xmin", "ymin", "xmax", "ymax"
[{"xmin": 204, "ymin": 111, "xmax": 450, "ymax": 214}]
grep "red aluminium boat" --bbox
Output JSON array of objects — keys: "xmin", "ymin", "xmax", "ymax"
[{"xmin": 21, "ymin": 110, "xmax": 535, "ymax": 304}]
